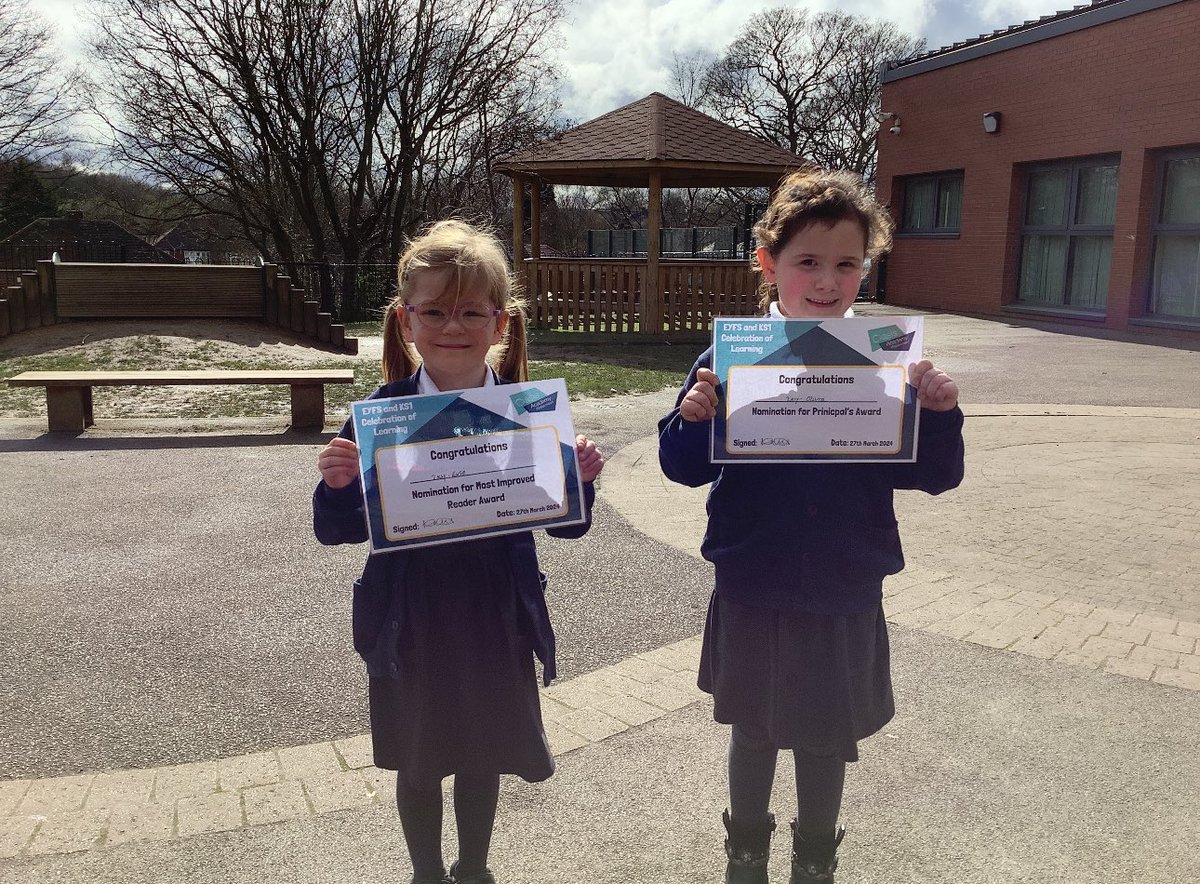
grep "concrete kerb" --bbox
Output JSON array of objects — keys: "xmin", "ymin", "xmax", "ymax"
[{"xmin": 0, "ymin": 637, "xmax": 707, "ymax": 860}]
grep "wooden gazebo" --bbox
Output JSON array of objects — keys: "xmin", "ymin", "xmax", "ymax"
[{"xmin": 494, "ymin": 93, "xmax": 804, "ymax": 336}]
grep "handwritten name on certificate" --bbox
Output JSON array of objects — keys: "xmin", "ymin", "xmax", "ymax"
[
  {"xmin": 351, "ymin": 378, "xmax": 586, "ymax": 553},
  {"xmin": 711, "ymin": 317, "xmax": 924, "ymax": 463}
]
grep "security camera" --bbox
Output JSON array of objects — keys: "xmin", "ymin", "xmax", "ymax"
[{"xmin": 888, "ymin": 124, "xmax": 901, "ymax": 135}]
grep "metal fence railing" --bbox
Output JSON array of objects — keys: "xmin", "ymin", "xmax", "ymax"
[
  {"xmin": 586, "ymin": 227, "xmax": 745, "ymax": 260},
  {"xmin": 0, "ymin": 240, "xmax": 181, "ymax": 270}
]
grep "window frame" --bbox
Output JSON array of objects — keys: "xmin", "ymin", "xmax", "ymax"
[
  {"xmin": 1015, "ymin": 155, "xmax": 1120, "ymax": 312},
  {"xmin": 897, "ymin": 171, "xmax": 964, "ymax": 237},
  {"xmin": 1147, "ymin": 147, "xmax": 1200, "ymax": 322}
]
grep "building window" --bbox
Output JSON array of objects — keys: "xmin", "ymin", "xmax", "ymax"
[
  {"xmin": 1017, "ymin": 158, "xmax": 1118, "ymax": 310},
  {"xmin": 1150, "ymin": 151, "xmax": 1200, "ymax": 320},
  {"xmin": 183, "ymin": 250, "xmax": 210, "ymax": 264},
  {"xmin": 900, "ymin": 172, "xmax": 963, "ymax": 234}
]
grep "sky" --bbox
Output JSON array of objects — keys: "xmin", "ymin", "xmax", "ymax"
[{"xmin": 37, "ymin": 0, "xmax": 1068, "ymax": 124}]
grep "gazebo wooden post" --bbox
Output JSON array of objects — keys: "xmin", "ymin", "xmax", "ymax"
[
  {"xmin": 644, "ymin": 170, "xmax": 663, "ymax": 335},
  {"xmin": 511, "ymin": 175, "xmax": 525, "ymax": 269},
  {"xmin": 530, "ymin": 181, "xmax": 542, "ymax": 260}
]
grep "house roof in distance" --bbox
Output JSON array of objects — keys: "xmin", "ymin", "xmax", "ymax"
[
  {"xmin": 495, "ymin": 92, "xmax": 806, "ymax": 188},
  {"xmin": 154, "ymin": 217, "xmax": 249, "ymax": 254},
  {"xmin": 1, "ymin": 214, "xmax": 177, "ymax": 263}
]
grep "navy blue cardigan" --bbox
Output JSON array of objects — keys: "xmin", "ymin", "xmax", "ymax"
[
  {"xmin": 658, "ymin": 347, "xmax": 964, "ymax": 614},
  {"xmin": 313, "ymin": 372, "xmax": 595, "ymax": 686}
]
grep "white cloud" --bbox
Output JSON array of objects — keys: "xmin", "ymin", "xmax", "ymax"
[
  {"xmin": 976, "ymin": 0, "xmax": 1065, "ymax": 24},
  {"xmin": 33, "ymin": 0, "xmax": 89, "ymax": 56},
  {"xmin": 557, "ymin": 0, "xmax": 938, "ymax": 122},
  {"xmin": 33, "ymin": 0, "xmax": 1072, "ymax": 129}
]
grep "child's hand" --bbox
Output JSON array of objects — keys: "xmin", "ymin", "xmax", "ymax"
[
  {"xmin": 680, "ymin": 367, "xmax": 719, "ymax": 422},
  {"xmin": 576, "ymin": 435, "xmax": 605, "ymax": 483},
  {"xmin": 318, "ymin": 437, "xmax": 361, "ymax": 489},
  {"xmin": 909, "ymin": 360, "xmax": 959, "ymax": 412}
]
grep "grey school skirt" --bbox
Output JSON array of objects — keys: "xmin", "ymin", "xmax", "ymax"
[{"xmin": 698, "ymin": 591, "xmax": 895, "ymax": 763}]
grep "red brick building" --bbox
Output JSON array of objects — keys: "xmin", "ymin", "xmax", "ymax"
[{"xmin": 875, "ymin": 0, "xmax": 1199, "ymax": 336}]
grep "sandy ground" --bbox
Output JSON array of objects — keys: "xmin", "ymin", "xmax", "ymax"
[
  {"xmin": 0, "ymin": 319, "xmax": 382, "ymax": 363},
  {"xmin": 0, "ymin": 320, "xmax": 382, "ymax": 419}
]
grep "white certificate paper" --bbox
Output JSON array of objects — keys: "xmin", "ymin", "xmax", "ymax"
[
  {"xmin": 351, "ymin": 379, "xmax": 585, "ymax": 552},
  {"xmin": 711, "ymin": 317, "xmax": 924, "ymax": 463}
]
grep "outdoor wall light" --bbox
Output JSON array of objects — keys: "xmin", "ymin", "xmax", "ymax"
[{"xmin": 983, "ymin": 111, "xmax": 1002, "ymax": 134}]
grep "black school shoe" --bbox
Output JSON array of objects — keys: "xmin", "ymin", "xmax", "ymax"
[
  {"xmin": 789, "ymin": 822, "xmax": 846, "ymax": 884},
  {"xmin": 449, "ymin": 861, "xmax": 497, "ymax": 884},
  {"xmin": 723, "ymin": 809, "xmax": 777, "ymax": 884},
  {"xmin": 411, "ymin": 873, "xmax": 453, "ymax": 884}
]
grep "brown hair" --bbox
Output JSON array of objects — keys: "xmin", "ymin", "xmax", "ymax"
[
  {"xmin": 381, "ymin": 219, "xmax": 529, "ymax": 383},
  {"xmin": 752, "ymin": 169, "xmax": 894, "ymax": 311}
]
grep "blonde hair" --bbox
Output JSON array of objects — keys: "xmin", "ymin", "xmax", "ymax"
[
  {"xmin": 752, "ymin": 169, "xmax": 894, "ymax": 311},
  {"xmin": 382, "ymin": 219, "xmax": 529, "ymax": 383}
]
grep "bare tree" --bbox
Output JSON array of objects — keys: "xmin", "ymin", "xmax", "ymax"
[
  {"xmin": 667, "ymin": 51, "xmax": 714, "ymax": 109},
  {"xmin": 699, "ymin": 7, "xmax": 922, "ymax": 179},
  {"xmin": 86, "ymin": 0, "xmax": 564, "ymax": 317},
  {"xmin": 0, "ymin": 0, "xmax": 80, "ymax": 163},
  {"xmin": 542, "ymin": 186, "xmax": 604, "ymax": 257},
  {"xmin": 805, "ymin": 15, "xmax": 924, "ymax": 180},
  {"xmin": 594, "ymin": 187, "xmax": 648, "ymax": 231}
]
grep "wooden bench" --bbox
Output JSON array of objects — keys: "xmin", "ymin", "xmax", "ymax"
[{"xmin": 6, "ymin": 369, "xmax": 356, "ymax": 432}]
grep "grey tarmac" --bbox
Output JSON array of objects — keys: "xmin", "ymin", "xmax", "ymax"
[{"xmin": 1, "ymin": 307, "xmax": 1197, "ymax": 881}]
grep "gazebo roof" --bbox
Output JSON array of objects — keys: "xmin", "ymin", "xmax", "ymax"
[{"xmin": 494, "ymin": 92, "xmax": 806, "ymax": 188}]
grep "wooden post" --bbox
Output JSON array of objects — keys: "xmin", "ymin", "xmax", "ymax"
[
  {"xmin": 276, "ymin": 276, "xmax": 291, "ymax": 328},
  {"xmin": 8, "ymin": 283, "xmax": 25, "ymax": 332},
  {"xmin": 263, "ymin": 264, "xmax": 279, "ymax": 324},
  {"xmin": 37, "ymin": 262, "xmax": 56, "ymax": 325},
  {"xmin": 22, "ymin": 274, "xmax": 41, "ymax": 330},
  {"xmin": 511, "ymin": 176, "xmax": 525, "ymax": 269},
  {"xmin": 289, "ymin": 384, "xmax": 326, "ymax": 430},
  {"xmin": 46, "ymin": 386, "xmax": 92, "ymax": 432},
  {"xmin": 303, "ymin": 299, "xmax": 319, "ymax": 337},
  {"xmin": 644, "ymin": 170, "xmax": 663, "ymax": 335},
  {"xmin": 290, "ymin": 287, "xmax": 305, "ymax": 332},
  {"xmin": 530, "ymin": 181, "xmax": 541, "ymax": 260}
]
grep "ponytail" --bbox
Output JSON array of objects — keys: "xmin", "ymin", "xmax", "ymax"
[
  {"xmin": 381, "ymin": 300, "xmax": 420, "ymax": 383},
  {"xmin": 496, "ymin": 303, "xmax": 529, "ymax": 382}
]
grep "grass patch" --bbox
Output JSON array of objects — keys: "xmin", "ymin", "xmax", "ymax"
[{"xmin": 344, "ymin": 320, "xmax": 384, "ymax": 337}]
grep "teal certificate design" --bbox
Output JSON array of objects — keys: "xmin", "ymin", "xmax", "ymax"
[
  {"xmin": 711, "ymin": 317, "xmax": 924, "ymax": 463},
  {"xmin": 351, "ymin": 378, "xmax": 585, "ymax": 553}
]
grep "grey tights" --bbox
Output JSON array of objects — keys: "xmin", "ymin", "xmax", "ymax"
[{"xmin": 727, "ymin": 723, "xmax": 846, "ymax": 836}]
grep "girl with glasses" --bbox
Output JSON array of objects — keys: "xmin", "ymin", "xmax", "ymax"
[{"xmin": 314, "ymin": 220, "xmax": 604, "ymax": 884}]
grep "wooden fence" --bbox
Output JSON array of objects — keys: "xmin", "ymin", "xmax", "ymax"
[
  {"xmin": 660, "ymin": 261, "xmax": 761, "ymax": 334},
  {"xmin": 0, "ymin": 261, "xmax": 357, "ymax": 353},
  {"xmin": 524, "ymin": 258, "xmax": 761, "ymax": 335}
]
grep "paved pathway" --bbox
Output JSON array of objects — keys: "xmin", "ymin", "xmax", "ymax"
[
  {"xmin": 5, "ymin": 399, "xmax": 1197, "ymax": 860},
  {"xmin": 2, "ymin": 309, "xmax": 1199, "ymax": 878},
  {"xmin": 601, "ymin": 405, "xmax": 1200, "ymax": 688}
]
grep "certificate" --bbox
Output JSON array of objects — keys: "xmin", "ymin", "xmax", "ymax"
[
  {"xmin": 711, "ymin": 317, "xmax": 924, "ymax": 463},
  {"xmin": 351, "ymin": 378, "xmax": 585, "ymax": 552}
]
